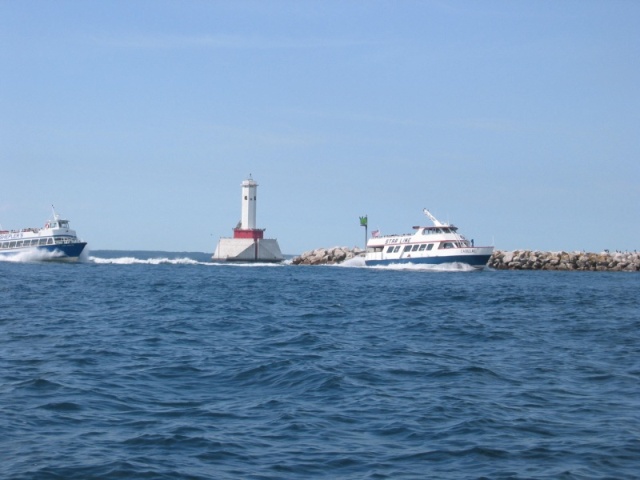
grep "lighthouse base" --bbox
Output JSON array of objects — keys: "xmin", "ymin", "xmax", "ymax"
[{"xmin": 212, "ymin": 238, "xmax": 284, "ymax": 263}]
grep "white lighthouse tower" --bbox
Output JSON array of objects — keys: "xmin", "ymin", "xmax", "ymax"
[
  {"xmin": 241, "ymin": 177, "xmax": 257, "ymax": 230},
  {"xmin": 212, "ymin": 175, "xmax": 284, "ymax": 262}
]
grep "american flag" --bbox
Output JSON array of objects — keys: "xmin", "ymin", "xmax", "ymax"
[{"xmin": 371, "ymin": 230, "xmax": 380, "ymax": 237}]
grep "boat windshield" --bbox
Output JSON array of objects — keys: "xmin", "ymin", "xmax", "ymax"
[
  {"xmin": 50, "ymin": 220, "xmax": 70, "ymax": 229},
  {"xmin": 423, "ymin": 227, "xmax": 451, "ymax": 235}
]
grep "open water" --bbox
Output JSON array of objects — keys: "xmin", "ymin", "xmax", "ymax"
[{"xmin": 1, "ymin": 251, "xmax": 639, "ymax": 479}]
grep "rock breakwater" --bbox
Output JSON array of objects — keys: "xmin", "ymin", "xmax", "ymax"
[
  {"xmin": 291, "ymin": 246, "xmax": 364, "ymax": 265},
  {"xmin": 291, "ymin": 247, "xmax": 640, "ymax": 271},
  {"xmin": 489, "ymin": 250, "xmax": 640, "ymax": 271}
]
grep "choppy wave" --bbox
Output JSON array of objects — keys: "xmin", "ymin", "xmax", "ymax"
[{"xmin": 1, "ymin": 254, "xmax": 639, "ymax": 479}]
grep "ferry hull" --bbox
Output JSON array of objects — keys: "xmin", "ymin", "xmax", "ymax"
[
  {"xmin": 365, "ymin": 253, "xmax": 492, "ymax": 268},
  {"xmin": 0, "ymin": 242, "xmax": 87, "ymax": 261}
]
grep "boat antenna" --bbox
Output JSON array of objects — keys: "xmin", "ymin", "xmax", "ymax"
[
  {"xmin": 423, "ymin": 208, "xmax": 445, "ymax": 227},
  {"xmin": 51, "ymin": 204, "xmax": 60, "ymax": 221}
]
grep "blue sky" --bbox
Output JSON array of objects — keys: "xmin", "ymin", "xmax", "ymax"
[{"xmin": 1, "ymin": 1, "xmax": 638, "ymax": 254}]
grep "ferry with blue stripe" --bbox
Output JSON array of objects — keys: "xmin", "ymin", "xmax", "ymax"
[
  {"xmin": 364, "ymin": 209, "xmax": 493, "ymax": 269},
  {"xmin": 0, "ymin": 207, "xmax": 87, "ymax": 261}
]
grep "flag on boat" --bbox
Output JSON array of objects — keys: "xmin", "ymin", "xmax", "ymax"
[
  {"xmin": 359, "ymin": 216, "xmax": 368, "ymax": 227},
  {"xmin": 371, "ymin": 230, "xmax": 380, "ymax": 237}
]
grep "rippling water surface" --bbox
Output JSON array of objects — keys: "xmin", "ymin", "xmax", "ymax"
[{"xmin": 1, "ymin": 253, "xmax": 639, "ymax": 479}]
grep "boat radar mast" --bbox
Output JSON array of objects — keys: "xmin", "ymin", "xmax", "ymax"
[
  {"xmin": 423, "ymin": 208, "xmax": 447, "ymax": 227},
  {"xmin": 51, "ymin": 204, "xmax": 61, "ymax": 221}
]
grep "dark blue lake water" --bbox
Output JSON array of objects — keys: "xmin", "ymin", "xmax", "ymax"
[{"xmin": 1, "ymin": 252, "xmax": 639, "ymax": 479}]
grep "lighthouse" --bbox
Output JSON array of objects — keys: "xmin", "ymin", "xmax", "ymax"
[
  {"xmin": 237, "ymin": 176, "xmax": 259, "ymax": 236},
  {"xmin": 212, "ymin": 176, "xmax": 284, "ymax": 262},
  {"xmin": 241, "ymin": 177, "xmax": 257, "ymax": 230}
]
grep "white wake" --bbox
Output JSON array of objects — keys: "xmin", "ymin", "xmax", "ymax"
[
  {"xmin": 89, "ymin": 256, "xmax": 203, "ymax": 265},
  {"xmin": 335, "ymin": 256, "xmax": 480, "ymax": 272},
  {"xmin": 0, "ymin": 249, "xmax": 71, "ymax": 263}
]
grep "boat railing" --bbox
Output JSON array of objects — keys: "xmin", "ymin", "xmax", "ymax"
[{"xmin": 375, "ymin": 233, "xmax": 413, "ymax": 239}]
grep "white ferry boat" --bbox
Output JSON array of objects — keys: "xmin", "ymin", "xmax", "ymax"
[
  {"xmin": 0, "ymin": 207, "xmax": 87, "ymax": 261},
  {"xmin": 364, "ymin": 209, "xmax": 494, "ymax": 269}
]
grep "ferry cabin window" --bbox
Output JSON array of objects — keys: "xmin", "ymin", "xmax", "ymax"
[
  {"xmin": 386, "ymin": 246, "xmax": 394, "ymax": 253},
  {"xmin": 9, "ymin": 241, "xmax": 16, "ymax": 248},
  {"xmin": 427, "ymin": 244, "xmax": 434, "ymax": 251},
  {"xmin": 403, "ymin": 245, "xmax": 412, "ymax": 252},
  {"xmin": 31, "ymin": 239, "xmax": 38, "ymax": 246},
  {"xmin": 411, "ymin": 244, "xmax": 419, "ymax": 252},
  {"xmin": 39, "ymin": 239, "xmax": 47, "ymax": 245},
  {"xmin": 1, "ymin": 242, "xmax": 7, "ymax": 248},
  {"xmin": 55, "ymin": 238, "xmax": 64, "ymax": 244},
  {"xmin": 439, "ymin": 242, "xmax": 455, "ymax": 249},
  {"xmin": 393, "ymin": 246, "xmax": 400, "ymax": 253},
  {"xmin": 418, "ymin": 244, "xmax": 426, "ymax": 251}
]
